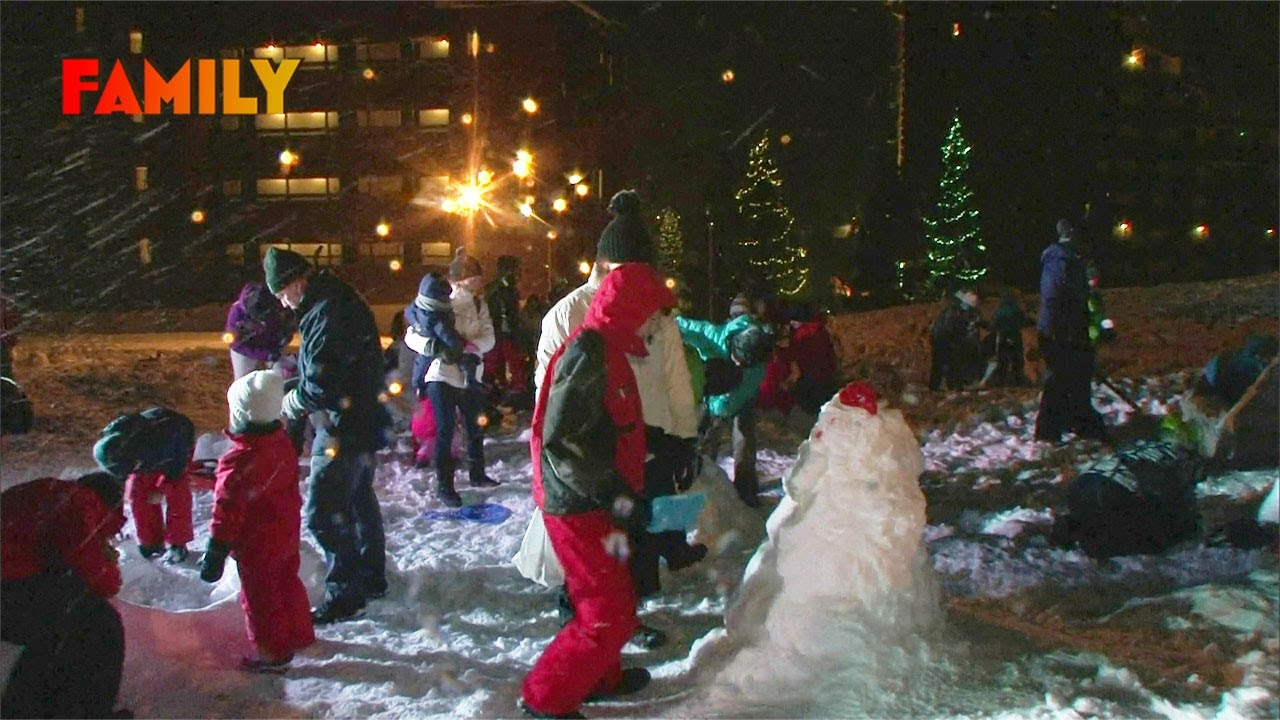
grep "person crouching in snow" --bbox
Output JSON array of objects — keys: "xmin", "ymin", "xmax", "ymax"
[
  {"xmin": 1, "ymin": 472, "xmax": 131, "ymax": 719},
  {"xmin": 93, "ymin": 406, "xmax": 197, "ymax": 563},
  {"xmin": 521, "ymin": 263, "xmax": 677, "ymax": 718},
  {"xmin": 198, "ymin": 370, "xmax": 315, "ymax": 671}
]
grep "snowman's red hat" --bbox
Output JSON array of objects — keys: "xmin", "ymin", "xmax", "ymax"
[{"xmin": 837, "ymin": 381, "xmax": 878, "ymax": 415}]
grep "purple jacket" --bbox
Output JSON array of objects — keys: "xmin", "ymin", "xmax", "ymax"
[{"xmin": 226, "ymin": 283, "xmax": 295, "ymax": 362}]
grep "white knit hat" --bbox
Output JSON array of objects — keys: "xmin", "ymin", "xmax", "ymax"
[{"xmin": 227, "ymin": 370, "xmax": 285, "ymax": 430}]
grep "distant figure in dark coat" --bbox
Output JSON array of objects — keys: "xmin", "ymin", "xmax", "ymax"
[
  {"xmin": 982, "ymin": 293, "xmax": 1032, "ymax": 387},
  {"xmin": 1, "ymin": 472, "xmax": 130, "ymax": 718},
  {"xmin": 928, "ymin": 285, "xmax": 983, "ymax": 391},
  {"xmin": 1035, "ymin": 219, "xmax": 1107, "ymax": 442}
]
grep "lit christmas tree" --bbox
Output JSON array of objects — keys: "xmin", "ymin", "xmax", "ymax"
[
  {"xmin": 655, "ymin": 206, "xmax": 685, "ymax": 287},
  {"xmin": 734, "ymin": 133, "xmax": 808, "ymax": 295},
  {"xmin": 921, "ymin": 112, "xmax": 987, "ymax": 295}
]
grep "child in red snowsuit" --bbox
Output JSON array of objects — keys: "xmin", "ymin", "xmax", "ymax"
[
  {"xmin": 522, "ymin": 263, "xmax": 677, "ymax": 718},
  {"xmin": 199, "ymin": 370, "xmax": 315, "ymax": 670},
  {"xmin": 1, "ymin": 472, "xmax": 130, "ymax": 718},
  {"xmin": 93, "ymin": 406, "xmax": 196, "ymax": 563}
]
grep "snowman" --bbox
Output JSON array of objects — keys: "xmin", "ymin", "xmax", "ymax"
[{"xmin": 683, "ymin": 382, "xmax": 942, "ymax": 714}]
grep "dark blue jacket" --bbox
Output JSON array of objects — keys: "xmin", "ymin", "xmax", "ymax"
[
  {"xmin": 1037, "ymin": 241, "xmax": 1090, "ymax": 343},
  {"xmin": 404, "ymin": 274, "xmax": 465, "ymax": 393},
  {"xmin": 293, "ymin": 272, "xmax": 390, "ymax": 453}
]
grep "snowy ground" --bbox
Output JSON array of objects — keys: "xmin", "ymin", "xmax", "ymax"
[{"xmin": 48, "ymin": 373, "xmax": 1273, "ymax": 719}]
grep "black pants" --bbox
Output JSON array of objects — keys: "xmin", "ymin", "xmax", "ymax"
[
  {"xmin": 0, "ymin": 574, "xmax": 124, "ymax": 718},
  {"xmin": 629, "ymin": 432, "xmax": 700, "ymax": 599},
  {"xmin": 1035, "ymin": 336, "xmax": 1106, "ymax": 441}
]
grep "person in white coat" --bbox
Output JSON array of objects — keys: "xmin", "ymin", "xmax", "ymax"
[
  {"xmin": 529, "ymin": 189, "xmax": 703, "ymax": 647},
  {"xmin": 406, "ymin": 248, "xmax": 498, "ymax": 507}
]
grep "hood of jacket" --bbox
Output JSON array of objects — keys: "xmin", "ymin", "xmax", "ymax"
[{"xmin": 581, "ymin": 263, "xmax": 676, "ymax": 357}]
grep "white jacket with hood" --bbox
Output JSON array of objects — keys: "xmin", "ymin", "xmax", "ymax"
[{"xmin": 405, "ymin": 283, "xmax": 495, "ymax": 390}]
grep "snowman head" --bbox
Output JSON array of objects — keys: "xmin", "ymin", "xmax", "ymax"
[{"xmin": 837, "ymin": 381, "xmax": 878, "ymax": 415}]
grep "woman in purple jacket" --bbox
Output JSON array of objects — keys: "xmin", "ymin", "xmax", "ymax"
[{"xmin": 226, "ymin": 282, "xmax": 297, "ymax": 379}]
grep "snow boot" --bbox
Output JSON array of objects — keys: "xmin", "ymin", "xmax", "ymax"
[
  {"xmin": 585, "ymin": 667, "xmax": 651, "ymax": 702},
  {"xmin": 240, "ymin": 654, "xmax": 293, "ymax": 674},
  {"xmin": 632, "ymin": 624, "xmax": 667, "ymax": 649},
  {"xmin": 163, "ymin": 545, "xmax": 188, "ymax": 564},
  {"xmin": 311, "ymin": 597, "xmax": 366, "ymax": 625},
  {"xmin": 666, "ymin": 542, "xmax": 708, "ymax": 572},
  {"xmin": 435, "ymin": 461, "xmax": 463, "ymax": 508},
  {"xmin": 518, "ymin": 700, "xmax": 585, "ymax": 719},
  {"xmin": 470, "ymin": 468, "xmax": 500, "ymax": 488},
  {"xmin": 138, "ymin": 545, "xmax": 164, "ymax": 560}
]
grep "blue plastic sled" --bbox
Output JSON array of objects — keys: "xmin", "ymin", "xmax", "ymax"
[
  {"xmin": 423, "ymin": 502, "xmax": 513, "ymax": 524},
  {"xmin": 647, "ymin": 492, "xmax": 706, "ymax": 533}
]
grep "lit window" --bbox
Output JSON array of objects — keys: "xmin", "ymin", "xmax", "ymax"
[
  {"xmin": 75, "ymin": 6, "xmax": 85, "ymax": 33},
  {"xmin": 357, "ymin": 242, "xmax": 403, "ymax": 262},
  {"xmin": 138, "ymin": 238, "xmax": 151, "ymax": 265},
  {"xmin": 260, "ymin": 242, "xmax": 343, "ymax": 266},
  {"xmin": 418, "ymin": 175, "xmax": 451, "ymax": 193},
  {"xmin": 256, "ymin": 177, "xmax": 340, "ymax": 198},
  {"xmin": 417, "ymin": 37, "xmax": 449, "ymax": 59},
  {"xmin": 129, "ymin": 30, "xmax": 142, "ymax": 54},
  {"xmin": 225, "ymin": 243, "xmax": 246, "ymax": 265},
  {"xmin": 420, "ymin": 241, "xmax": 452, "ymax": 262},
  {"xmin": 356, "ymin": 42, "xmax": 401, "ymax": 61},
  {"xmin": 357, "ymin": 110, "xmax": 403, "ymax": 128},
  {"xmin": 358, "ymin": 176, "xmax": 405, "ymax": 196},
  {"xmin": 417, "ymin": 109, "xmax": 450, "ymax": 128},
  {"xmin": 134, "ymin": 166, "xmax": 148, "ymax": 191},
  {"xmin": 255, "ymin": 111, "xmax": 339, "ymax": 133}
]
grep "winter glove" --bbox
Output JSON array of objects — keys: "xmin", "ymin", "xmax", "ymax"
[
  {"xmin": 280, "ymin": 387, "xmax": 307, "ymax": 420},
  {"xmin": 611, "ymin": 491, "xmax": 652, "ymax": 537},
  {"xmin": 672, "ymin": 437, "xmax": 700, "ymax": 493},
  {"xmin": 198, "ymin": 538, "xmax": 230, "ymax": 583},
  {"xmin": 459, "ymin": 353, "xmax": 482, "ymax": 389}
]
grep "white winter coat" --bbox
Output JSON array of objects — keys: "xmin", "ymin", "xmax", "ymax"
[
  {"xmin": 533, "ymin": 266, "xmax": 698, "ymax": 439},
  {"xmin": 405, "ymin": 284, "xmax": 495, "ymax": 390}
]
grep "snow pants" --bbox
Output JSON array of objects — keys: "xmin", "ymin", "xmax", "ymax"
[
  {"xmin": 126, "ymin": 471, "xmax": 194, "ymax": 549},
  {"xmin": 235, "ymin": 543, "xmax": 315, "ymax": 660},
  {"xmin": 1035, "ymin": 337, "xmax": 1106, "ymax": 442},
  {"xmin": 0, "ymin": 574, "xmax": 123, "ymax": 719},
  {"xmin": 522, "ymin": 511, "xmax": 638, "ymax": 716},
  {"xmin": 305, "ymin": 443, "xmax": 386, "ymax": 605},
  {"xmin": 483, "ymin": 337, "xmax": 530, "ymax": 394},
  {"xmin": 410, "ymin": 396, "xmax": 462, "ymax": 466}
]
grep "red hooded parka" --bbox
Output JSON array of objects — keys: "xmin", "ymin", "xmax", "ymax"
[{"xmin": 2, "ymin": 479, "xmax": 126, "ymax": 598}]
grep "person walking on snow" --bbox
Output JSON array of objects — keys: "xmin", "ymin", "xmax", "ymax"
[
  {"xmin": 1035, "ymin": 219, "xmax": 1107, "ymax": 443},
  {"xmin": 1, "ymin": 472, "xmax": 131, "ymax": 719},
  {"xmin": 93, "ymin": 406, "xmax": 197, "ymax": 563},
  {"xmin": 225, "ymin": 281, "xmax": 297, "ymax": 380},
  {"xmin": 198, "ymin": 370, "xmax": 315, "ymax": 671},
  {"xmin": 405, "ymin": 248, "xmax": 499, "ymax": 507},
  {"xmin": 521, "ymin": 262, "xmax": 678, "ymax": 719},
  {"xmin": 265, "ymin": 247, "xmax": 390, "ymax": 625},
  {"xmin": 404, "ymin": 271, "xmax": 469, "ymax": 472}
]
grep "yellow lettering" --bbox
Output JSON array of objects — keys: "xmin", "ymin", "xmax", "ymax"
[
  {"xmin": 250, "ymin": 58, "xmax": 300, "ymax": 114},
  {"xmin": 221, "ymin": 59, "xmax": 256, "ymax": 114},
  {"xmin": 198, "ymin": 59, "xmax": 216, "ymax": 114}
]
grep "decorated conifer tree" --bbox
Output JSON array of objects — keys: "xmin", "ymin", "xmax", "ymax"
[
  {"xmin": 734, "ymin": 133, "xmax": 808, "ymax": 295},
  {"xmin": 655, "ymin": 206, "xmax": 685, "ymax": 288},
  {"xmin": 921, "ymin": 112, "xmax": 987, "ymax": 295}
]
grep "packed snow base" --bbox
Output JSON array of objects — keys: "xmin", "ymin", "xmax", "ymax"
[{"xmin": 103, "ymin": 375, "xmax": 1276, "ymax": 719}]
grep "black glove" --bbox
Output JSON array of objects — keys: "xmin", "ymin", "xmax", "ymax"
[
  {"xmin": 198, "ymin": 538, "xmax": 230, "ymax": 583},
  {"xmin": 611, "ymin": 492, "xmax": 652, "ymax": 537},
  {"xmin": 459, "ymin": 353, "xmax": 482, "ymax": 389},
  {"xmin": 672, "ymin": 437, "xmax": 699, "ymax": 493}
]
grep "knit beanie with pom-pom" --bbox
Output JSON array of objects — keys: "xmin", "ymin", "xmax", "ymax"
[{"xmin": 596, "ymin": 190, "xmax": 655, "ymax": 264}]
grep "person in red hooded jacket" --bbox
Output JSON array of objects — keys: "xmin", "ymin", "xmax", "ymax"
[
  {"xmin": 1, "ymin": 471, "xmax": 131, "ymax": 718},
  {"xmin": 520, "ymin": 263, "xmax": 676, "ymax": 719},
  {"xmin": 198, "ymin": 370, "xmax": 315, "ymax": 671}
]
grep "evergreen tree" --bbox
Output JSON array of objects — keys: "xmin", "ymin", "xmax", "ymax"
[
  {"xmin": 655, "ymin": 206, "xmax": 685, "ymax": 288},
  {"xmin": 734, "ymin": 133, "xmax": 808, "ymax": 295},
  {"xmin": 921, "ymin": 112, "xmax": 987, "ymax": 295}
]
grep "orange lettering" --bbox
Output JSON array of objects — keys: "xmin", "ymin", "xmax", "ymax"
[
  {"xmin": 221, "ymin": 59, "xmax": 256, "ymax": 114},
  {"xmin": 94, "ymin": 61, "xmax": 142, "ymax": 115},
  {"xmin": 62, "ymin": 58, "xmax": 99, "ymax": 114},
  {"xmin": 198, "ymin": 59, "xmax": 216, "ymax": 114},
  {"xmin": 143, "ymin": 60, "xmax": 190, "ymax": 114}
]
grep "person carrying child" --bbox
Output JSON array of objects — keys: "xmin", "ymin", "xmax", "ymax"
[
  {"xmin": 405, "ymin": 271, "xmax": 469, "ymax": 473},
  {"xmin": 405, "ymin": 250, "xmax": 499, "ymax": 507},
  {"xmin": 197, "ymin": 370, "xmax": 315, "ymax": 672},
  {"xmin": 521, "ymin": 262, "xmax": 677, "ymax": 718},
  {"xmin": 93, "ymin": 406, "xmax": 197, "ymax": 563}
]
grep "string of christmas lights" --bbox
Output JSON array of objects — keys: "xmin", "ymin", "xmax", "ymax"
[
  {"xmin": 734, "ymin": 134, "xmax": 809, "ymax": 295},
  {"xmin": 921, "ymin": 112, "xmax": 988, "ymax": 295}
]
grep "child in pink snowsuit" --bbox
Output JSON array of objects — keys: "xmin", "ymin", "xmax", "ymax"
[{"xmin": 199, "ymin": 370, "xmax": 315, "ymax": 670}]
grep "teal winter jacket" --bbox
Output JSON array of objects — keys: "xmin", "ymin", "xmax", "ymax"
[{"xmin": 676, "ymin": 314, "xmax": 767, "ymax": 418}]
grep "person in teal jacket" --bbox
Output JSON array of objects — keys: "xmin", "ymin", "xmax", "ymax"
[{"xmin": 677, "ymin": 313, "xmax": 774, "ymax": 506}]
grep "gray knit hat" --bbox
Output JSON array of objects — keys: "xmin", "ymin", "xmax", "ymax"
[{"xmin": 596, "ymin": 190, "xmax": 654, "ymax": 264}]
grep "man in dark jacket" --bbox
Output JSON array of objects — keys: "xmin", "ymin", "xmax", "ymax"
[
  {"xmin": 928, "ymin": 284, "xmax": 983, "ymax": 391},
  {"xmin": 1, "ymin": 472, "xmax": 130, "ymax": 718},
  {"xmin": 484, "ymin": 254, "xmax": 530, "ymax": 406},
  {"xmin": 521, "ymin": 263, "xmax": 676, "ymax": 718},
  {"xmin": 1035, "ymin": 220, "xmax": 1107, "ymax": 443},
  {"xmin": 266, "ymin": 247, "xmax": 390, "ymax": 624}
]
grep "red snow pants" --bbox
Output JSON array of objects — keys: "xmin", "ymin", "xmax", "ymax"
[
  {"xmin": 521, "ymin": 510, "xmax": 637, "ymax": 716},
  {"xmin": 235, "ymin": 539, "xmax": 314, "ymax": 660},
  {"xmin": 126, "ymin": 471, "xmax": 193, "ymax": 548},
  {"xmin": 410, "ymin": 397, "xmax": 462, "ymax": 465},
  {"xmin": 483, "ymin": 338, "xmax": 529, "ymax": 394}
]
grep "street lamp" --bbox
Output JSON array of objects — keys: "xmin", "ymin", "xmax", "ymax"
[
  {"xmin": 518, "ymin": 202, "xmax": 533, "ymax": 217},
  {"xmin": 567, "ymin": 171, "xmax": 583, "ymax": 185},
  {"xmin": 574, "ymin": 183, "xmax": 590, "ymax": 198},
  {"xmin": 477, "ymin": 169, "xmax": 493, "ymax": 185},
  {"xmin": 552, "ymin": 197, "xmax": 568, "ymax": 213},
  {"xmin": 190, "ymin": 209, "xmax": 205, "ymax": 224},
  {"xmin": 388, "ymin": 259, "xmax": 402, "ymax": 272},
  {"xmin": 513, "ymin": 159, "xmax": 530, "ymax": 178},
  {"xmin": 522, "ymin": 97, "xmax": 539, "ymax": 114},
  {"xmin": 278, "ymin": 149, "xmax": 298, "ymax": 167},
  {"xmin": 376, "ymin": 222, "xmax": 390, "ymax": 237},
  {"xmin": 578, "ymin": 260, "xmax": 591, "ymax": 275}
]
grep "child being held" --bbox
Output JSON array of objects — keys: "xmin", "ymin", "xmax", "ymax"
[
  {"xmin": 199, "ymin": 370, "xmax": 315, "ymax": 671},
  {"xmin": 93, "ymin": 406, "xmax": 197, "ymax": 563},
  {"xmin": 404, "ymin": 272, "xmax": 477, "ymax": 393}
]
